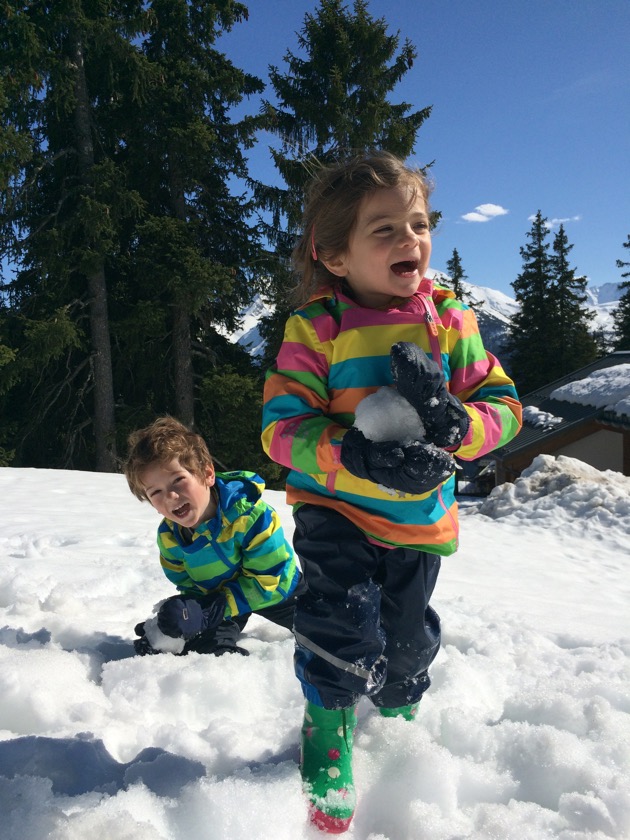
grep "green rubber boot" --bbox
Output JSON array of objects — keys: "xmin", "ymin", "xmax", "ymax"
[
  {"xmin": 379, "ymin": 702, "xmax": 419, "ymax": 721},
  {"xmin": 300, "ymin": 702, "xmax": 357, "ymax": 833}
]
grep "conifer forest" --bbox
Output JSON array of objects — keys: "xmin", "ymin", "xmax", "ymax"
[{"xmin": 1, "ymin": 1, "xmax": 628, "ymax": 483}]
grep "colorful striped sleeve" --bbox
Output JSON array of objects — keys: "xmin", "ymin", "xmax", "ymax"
[
  {"xmin": 439, "ymin": 302, "xmax": 522, "ymax": 460},
  {"xmin": 220, "ymin": 501, "xmax": 298, "ymax": 616},
  {"xmin": 262, "ymin": 308, "xmax": 344, "ymax": 475}
]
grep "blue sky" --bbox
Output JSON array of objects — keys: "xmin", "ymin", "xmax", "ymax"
[{"xmin": 220, "ymin": 0, "xmax": 630, "ymax": 297}]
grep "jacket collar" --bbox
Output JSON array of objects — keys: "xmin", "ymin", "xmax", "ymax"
[{"xmin": 307, "ymin": 276, "xmax": 437, "ymax": 309}]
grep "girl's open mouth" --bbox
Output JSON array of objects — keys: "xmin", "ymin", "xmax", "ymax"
[{"xmin": 391, "ymin": 260, "xmax": 418, "ymax": 277}]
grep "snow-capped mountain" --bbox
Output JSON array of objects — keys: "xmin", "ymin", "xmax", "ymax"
[
  {"xmin": 223, "ymin": 293, "xmax": 269, "ymax": 358},
  {"xmin": 586, "ymin": 282, "xmax": 625, "ymax": 306},
  {"xmin": 225, "ymin": 271, "xmax": 622, "ymax": 362},
  {"xmin": 437, "ymin": 274, "xmax": 519, "ymax": 362}
]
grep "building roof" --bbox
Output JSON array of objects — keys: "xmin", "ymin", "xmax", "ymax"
[{"xmin": 494, "ymin": 351, "xmax": 630, "ymax": 459}]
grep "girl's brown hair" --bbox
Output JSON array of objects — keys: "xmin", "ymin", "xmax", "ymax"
[
  {"xmin": 123, "ymin": 416, "xmax": 214, "ymax": 501},
  {"xmin": 291, "ymin": 150, "xmax": 432, "ymax": 307}
]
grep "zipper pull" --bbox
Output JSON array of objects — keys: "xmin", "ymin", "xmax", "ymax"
[{"xmin": 425, "ymin": 310, "xmax": 438, "ymax": 337}]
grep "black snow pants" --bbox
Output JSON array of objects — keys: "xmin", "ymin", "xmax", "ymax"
[{"xmin": 292, "ymin": 504, "xmax": 441, "ymax": 710}]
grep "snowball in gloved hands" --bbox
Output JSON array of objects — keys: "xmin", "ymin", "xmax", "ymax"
[
  {"xmin": 390, "ymin": 342, "xmax": 469, "ymax": 448},
  {"xmin": 353, "ymin": 386, "xmax": 425, "ymax": 444},
  {"xmin": 132, "ymin": 617, "xmax": 186, "ymax": 655}
]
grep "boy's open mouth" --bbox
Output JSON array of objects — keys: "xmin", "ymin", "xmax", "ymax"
[
  {"xmin": 390, "ymin": 260, "xmax": 418, "ymax": 276},
  {"xmin": 173, "ymin": 503, "xmax": 190, "ymax": 518}
]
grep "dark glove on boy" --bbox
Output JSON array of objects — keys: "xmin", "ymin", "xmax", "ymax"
[
  {"xmin": 184, "ymin": 619, "xmax": 250, "ymax": 657},
  {"xmin": 340, "ymin": 427, "xmax": 455, "ymax": 495},
  {"xmin": 157, "ymin": 593, "xmax": 227, "ymax": 641},
  {"xmin": 133, "ymin": 622, "xmax": 160, "ymax": 656},
  {"xmin": 390, "ymin": 342, "xmax": 470, "ymax": 449}
]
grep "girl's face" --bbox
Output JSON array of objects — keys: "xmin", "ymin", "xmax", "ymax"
[
  {"xmin": 323, "ymin": 184, "xmax": 431, "ymax": 308},
  {"xmin": 141, "ymin": 457, "xmax": 216, "ymax": 528}
]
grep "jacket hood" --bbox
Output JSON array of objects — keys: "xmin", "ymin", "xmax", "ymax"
[{"xmin": 215, "ymin": 470, "xmax": 265, "ymax": 509}]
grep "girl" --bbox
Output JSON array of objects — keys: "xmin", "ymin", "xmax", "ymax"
[{"xmin": 261, "ymin": 151, "xmax": 521, "ymax": 833}]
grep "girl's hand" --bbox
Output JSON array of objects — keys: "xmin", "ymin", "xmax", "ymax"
[
  {"xmin": 340, "ymin": 428, "xmax": 454, "ymax": 494},
  {"xmin": 391, "ymin": 342, "xmax": 470, "ymax": 448}
]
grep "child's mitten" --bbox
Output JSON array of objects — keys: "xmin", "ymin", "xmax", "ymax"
[
  {"xmin": 340, "ymin": 427, "xmax": 454, "ymax": 495},
  {"xmin": 390, "ymin": 342, "xmax": 470, "ymax": 448},
  {"xmin": 157, "ymin": 593, "xmax": 227, "ymax": 640}
]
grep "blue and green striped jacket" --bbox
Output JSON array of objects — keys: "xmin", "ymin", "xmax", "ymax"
[{"xmin": 157, "ymin": 471, "xmax": 300, "ymax": 618}]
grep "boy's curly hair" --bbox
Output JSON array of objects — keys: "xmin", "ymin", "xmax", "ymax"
[{"xmin": 123, "ymin": 416, "xmax": 214, "ymax": 501}]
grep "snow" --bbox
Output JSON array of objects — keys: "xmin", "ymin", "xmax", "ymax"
[
  {"xmin": 460, "ymin": 282, "xmax": 519, "ymax": 323},
  {"xmin": 551, "ymin": 364, "xmax": 630, "ymax": 418},
  {"xmin": 585, "ymin": 283, "xmax": 625, "ymax": 307},
  {"xmin": 218, "ymin": 293, "xmax": 269, "ymax": 358},
  {"xmin": 354, "ymin": 387, "xmax": 425, "ymax": 444},
  {"xmin": 522, "ymin": 405, "xmax": 564, "ymax": 430},
  {"xmin": 143, "ymin": 614, "xmax": 186, "ymax": 655},
  {"xmin": 1, "ymin": 456, "xmax": 629, "ymax": 840}
]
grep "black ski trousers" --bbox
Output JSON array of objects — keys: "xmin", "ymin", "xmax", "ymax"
[{"xmin": 292, "ymin": 504, "xmax": 441, "ymax": 710}]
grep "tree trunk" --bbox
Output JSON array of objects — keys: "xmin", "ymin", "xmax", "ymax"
[
  {"xmin": 167, "ymin": 144, "xmax": 196, "ymax": 428},
  {"xmin": 73, "ymin": 34, "xmax": 117, "ymax": 471},
  {"xmin": 172, "ymin": 303, "xmax": 195, "ymax": 426}
]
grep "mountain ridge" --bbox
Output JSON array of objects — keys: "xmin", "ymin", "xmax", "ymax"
[{"xmin": 225, "ymin": 271, "xmax": 622, "ymax": 362}]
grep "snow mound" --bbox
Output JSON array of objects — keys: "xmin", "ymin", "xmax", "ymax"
[{"xmin": 473, "ymin": 454, "xmax": 630, "ymax": 532}]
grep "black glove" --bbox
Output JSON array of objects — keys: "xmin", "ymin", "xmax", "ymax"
[
  {"xmin": 340, "ymin": 427, "xmax": 455, "ymax": 495},
  {"xmin": 398, "ymin": 440, "xmax": 458, "ymax": 494},
  {"xmin": 157, "ymin": 593, "xmax": 227, "ymax": 641},
  {"xmin": 183, "ymin": 619, "xmax": 250, "ymax": 657},
  {"xmin": 133, "ymin": 622, "xmax": 160, "ymax": 656},
  {"xmin": 390, "ymin": 342, "xmax": 470, "ymax": 448}
]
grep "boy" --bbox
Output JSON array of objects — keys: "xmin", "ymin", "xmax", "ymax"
[{"xmin": 123, "ymin": 416, "xmax": 303, "ymax": 657}]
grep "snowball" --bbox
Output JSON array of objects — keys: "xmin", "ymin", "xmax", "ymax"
[
  {"xmin": 354, "ymin": 387, "xmax": 425, "ymax": 444},
  {"xmin": 143, "ymin": 615, "xmax": 186, "ymax": 654}
]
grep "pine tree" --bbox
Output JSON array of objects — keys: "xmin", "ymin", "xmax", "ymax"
[
  {"xmin": 443, "ymin": 248, "xmax": 481, "ymax": 309},
  {"xmin": 613, "ymin": 234, "xmax": 630, "ymax": 350},
  {"xmin": 117, "ymin": 0, "xmax": 267, "ymax": 430},
  {"xmin": 255, "ymin": 0, "xmax": 432, "ymax": 366},
  {"xmin": 548, "ymin": 224, "xmax": 598, "ymax": 374},
  {"xmin": 506, "ymin": 212, "xmax": 555, "ymax": 394},
  {"xmin": 507, "ymin": 215, "xmax": 601, "ymax": 394},
  {"xmin": 0, "ymin": 0, "xmax": 147, "ymax": 469},
  {"xmin": 0, "ymin": 2, "xmax": 274, "ymax": 475}
]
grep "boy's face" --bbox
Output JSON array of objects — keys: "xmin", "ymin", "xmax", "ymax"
[
  {"xmin": 323, "ymin": 183, "xmax": 431, "ymax": 309},
  {"xmin": 141, "ymin": 458, "xmax": 216, "ymax": 528}
]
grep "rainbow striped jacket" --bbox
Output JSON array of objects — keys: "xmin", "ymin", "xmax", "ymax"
[
  {"xmin": 157, "ymin": 472, "xmax": 300, "ymax": 618},
  {"xmin": 261, "ymin": 279, "xmax": 522, "ymax": 554}
]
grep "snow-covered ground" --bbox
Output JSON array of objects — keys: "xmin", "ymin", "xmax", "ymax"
[{"xmin": 0, "ymin": 454, "xmax": 629, "ymax": 840}]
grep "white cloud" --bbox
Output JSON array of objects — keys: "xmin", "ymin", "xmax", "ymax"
[
  {"xmin": 462, "ymin": 211, "xmax": 492, "ymax": 223},
  {"xmin": 528, "ymin": 214, "xmax": 582, "ymax": 230},
  {"xmin": 462, "ymin": 203, "xmax": 509, "ymax": 223},
  {"xmin": 475, "ymin": 204, "xmax": 509, "ymax": 218}
]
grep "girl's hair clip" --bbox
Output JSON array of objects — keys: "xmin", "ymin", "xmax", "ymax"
[{"xmin": 310, "ymin": 226, "xmax": 318, "ymax": 261}]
